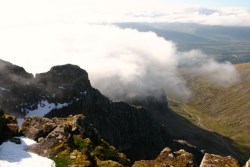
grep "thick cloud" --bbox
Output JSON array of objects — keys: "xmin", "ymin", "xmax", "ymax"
[
  {"xmin": 0, "ymin": 23, "xmax": 239, "ymax": 101},
  {"xmin": 0, "ymin": 0, "xmax": 242, "ymax": 101},
  {"xmin": 0, "ymin": 1, "xmax": 249, "ymax": 26},
  {"xmin": 177, "ymin": 50, "xmax": 240, "ymax": 87}
]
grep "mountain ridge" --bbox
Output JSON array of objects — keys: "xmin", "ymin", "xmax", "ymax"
[{"xmin": 0, "ymin": 59, "xmax": 247, "ymax": 165}]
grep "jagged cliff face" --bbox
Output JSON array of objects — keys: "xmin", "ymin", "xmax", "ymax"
[
  {"xmin": 0, "ymin": 59, "xmax": 91, "ymax": 117},
  {"xmin": 0, "ymin": 59, "xmax": 247, "ymax": 164},
  {"xmin": 0, "ymin": 59, "xmax": 171, "ymax": 161}
]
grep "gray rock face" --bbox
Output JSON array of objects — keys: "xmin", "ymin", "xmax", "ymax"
[{"xmin": 0, "ymin": 60, "xmax": 90, "ymax": 116}]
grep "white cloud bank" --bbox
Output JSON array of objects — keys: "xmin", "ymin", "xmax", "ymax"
[
  {"xmin": 0, "ymin": 23, "xmax": 239, "ymax": 101},
  {"xmin": 0, "ymin": 0, "xmax": 242, "ymax": 101},
  {"xmin": 0, "ymin": 0, "xmax": 249, "ymax": 26}
]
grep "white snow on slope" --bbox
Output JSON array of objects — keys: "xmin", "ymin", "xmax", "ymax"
[
  {"xmin": 0, "ymin": 137, "xmax": 55, "ymax": 167},
  {"xmin": 26, "ymin": 100, "xmax": 69, "ymax": 117},
  {"xmin": 17, "ymin": 100, "xmax": 70, "ymax": 128},
  {"xmin": 17, "ymin": 118, "xmax": 24, "ymax": 128},
  {"xmin": 0, "ymin": 87, "xmax": 10, "ymax": 91}
]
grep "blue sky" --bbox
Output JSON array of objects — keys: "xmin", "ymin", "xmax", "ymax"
[{"xmin": 161, "ymin": 0, "xmax": 250, "ymax": 8}]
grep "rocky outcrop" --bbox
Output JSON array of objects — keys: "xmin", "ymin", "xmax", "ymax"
[
  {"xmin": 172, "ymin": 139, "xmax": 204, "ymax": 164},
  {"xmin": 0, "ymin": 60, "xmax": 90, "ymax": 117},
  {"xmin": 200, "ymin": 153, "xmax": 240, "ymax": 167},
  {"xmin": 133, "ymin": 147, "xmax": 196, "ymax": 167},
  {"xmin": 0, "ymin": 110, "xmax": 19, "ymax": 144},
  {"xmin": 46, "ymin": 93, "xmax": 172, "ymax": 161},
  {"xmin": 0, "ymin": 60, "xmax": 35, "ymax": 117},
  {"xmin": 21, "ymin": 115, "xmax": 131, "ymax": 167},
  {"xmin": 34, "ymin": 64, "xmax": 91, "ymax": 103}
]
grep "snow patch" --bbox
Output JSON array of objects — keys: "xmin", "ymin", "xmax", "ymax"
[
  {"xmin": 17, "ymin": 100, "xmax": 70, "ymax": 128},
  {"xmin": 26, "ymin": 100, "xmax": 69, "ymax": 117},
  {"xmin": 58, "ymin": 86, "xmax": 65, "ymax": 89},
  {"xmin": 0, "ymin": 87, "xmax": 10, "ymax": 91},
  {"xmin": 81, "ymin": 90, "xmax": 87, "ymax": 95},
  {"xmin": 0, "ymin": 137, "xmax": 55, "ymax": 167},
  {"xmin": 17, "ymin": 118, "xmax": 24, "ymax": 128}
]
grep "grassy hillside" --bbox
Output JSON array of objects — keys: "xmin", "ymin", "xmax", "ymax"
[{"xmin": 169, "ymin": 63, "xmax": 250, "ymax": 158}]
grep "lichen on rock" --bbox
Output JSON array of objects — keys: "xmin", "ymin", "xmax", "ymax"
[
  {"xmin": 200, "ymin": 153, "xmax": 240, "ymax": 167},
  {"xmin": 133, "ymin": 147, "xmax": 196, "ymax": 167},
  {"xmin": 21, "ymin": 114, "xmax": 131, "ymax": 167}
]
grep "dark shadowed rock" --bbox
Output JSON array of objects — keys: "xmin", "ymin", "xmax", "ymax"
[
  {"xmin": 172, "ymin": 139, "xmax": 204, "ymax": 164},
  {"xmin": 0, "ymin": 61, "xmax": 90, "ymax": 117},
  {"xmin": 46, "ymin": 93, "xmax": 173, "ymax": 161},
  {"xmin": 34, "ymin": 64, "xmax": 91, "ymax": 103},
  {"xmin": 127, "ymin": 94, "xmax": 169, "ymax": 113},
  {"xmin": 9, "ymin": 137, "xmax": 21, "ymax": 144},
  {"xmin": 0, "ymin": 110, "xmax": 19, "ymax": 144}
]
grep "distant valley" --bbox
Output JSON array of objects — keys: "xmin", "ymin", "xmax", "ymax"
[
  {"xmin": 169, "ymin": 62, "xmax": 250, "ymax": 161},
  {"xmin": 117, "ymin": 22, "xmax": 250, "ymax": 64}
]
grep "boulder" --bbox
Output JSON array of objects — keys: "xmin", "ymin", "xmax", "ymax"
[
  {"xmin": 200, "ymin": 153, "xmax": 240, "ymax": 167},
  {"xmin": 133, "ymin": 147, "xmax": 196, "ymax": 167},
  {"xmin": 21, "ymin": 117, "xmax": 57, "ymax": 141}
]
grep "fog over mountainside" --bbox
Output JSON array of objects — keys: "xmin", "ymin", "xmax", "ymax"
[
  {"xmin": 0, "ymin": 24, "xmax": 240, "ymax": 102},
  {"xmin": 0, "ymin": 0, "xmax": 249, "ymax": 166},
  {"xmin": 0, "ymin": 1, "xmax": 247, "ymax": 101}
]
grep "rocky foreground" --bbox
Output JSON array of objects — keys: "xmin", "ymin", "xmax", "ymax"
[{"xmin": 1, "ymin": 112, "xmax": 249, "ymax": 167}]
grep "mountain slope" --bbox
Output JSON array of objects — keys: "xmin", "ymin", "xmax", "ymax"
[
  {"xmin": 170, "ymin": 63, "xmax": 250, "ymax": 161},
  {"xmin": 0, "ymin": 59, "xmax": 247, "ymax": 164}
]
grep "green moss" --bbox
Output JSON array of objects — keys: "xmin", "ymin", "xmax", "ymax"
[
  {"xmin": 50, "ymin": 132, "xmax": 130, "ymax": 166},
  {"xmin": 52, "ymin": 157, "xmax": 70, "ymax": 167},
  {"xmin": 93, "ymin": 146, "xmax": 131, "ymax": 166},
  {"xmin": 97, "ymin": 159, "xmax": 123, "ymax": 167},
  {"xmin": 74, "ymin": 136, "xmax": 93, "ymax": 151}
]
